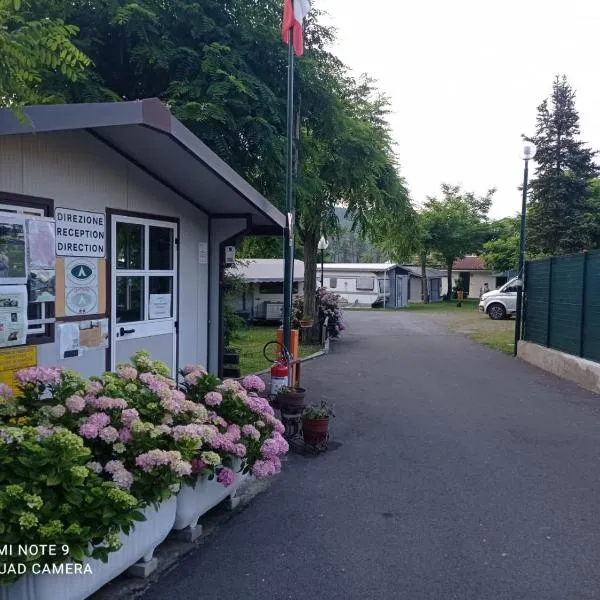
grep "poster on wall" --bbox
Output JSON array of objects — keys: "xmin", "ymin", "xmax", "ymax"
[
  {"xmin": 0, "ymin": 285, "xmax": 28, "ymax": 347},
  {"xmin": 0, "ymin": 215, "xmax": 27, "ymax": 285},
  {"xmin": 29, "ymin": 270, "xmax": 56, "ymax": 303},
  {"xmin": 58, "ymin": 318, "xmax": 109, "ymax": 359},
  {"xmin": 26, "ymin": 218, "xmax": 55, "ymax": 270}
]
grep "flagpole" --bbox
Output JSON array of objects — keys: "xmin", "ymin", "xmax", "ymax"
[{"xmin": 282, "ymin": 29, "xmax": 295, "ymax": 377}]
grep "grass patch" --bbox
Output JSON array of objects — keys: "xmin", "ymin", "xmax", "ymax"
[
  {"xmin": 233, "ymin": 325, "xmax": 322, "ymax": 375},
  {"xmin": 405, "ymin": 299, "xmax": 480, "ymax": 312},
  {"xmin": 410, "ymin": 301, "xmax": 515, "ymax": 355}
]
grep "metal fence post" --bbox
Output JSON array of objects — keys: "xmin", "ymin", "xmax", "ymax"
[
  {"xmin": 579, "ymin": 252, "xmax": 588, "ymax": 358},
  {"xmin": 546, "ymin": 257, "xmax": 553, "ymax": 348}
]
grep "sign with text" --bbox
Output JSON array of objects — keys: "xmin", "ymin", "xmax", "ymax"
[
  {"xmin": 55, "ymin": 208, "xmax": 106, "ymax": 258},
  {"xmin": 0, "ymin": 346, "xmax": 36, "ymax": 391}
]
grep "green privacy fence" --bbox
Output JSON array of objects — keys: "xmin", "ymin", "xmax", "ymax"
[{"xmin": 524, "ymin": 251, "xmax": 600, "ymax": 362}]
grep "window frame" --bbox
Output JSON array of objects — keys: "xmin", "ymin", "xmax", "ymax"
[{"xmin": 0, "ymin": 191, "xmax": 55, "ymax": 345}]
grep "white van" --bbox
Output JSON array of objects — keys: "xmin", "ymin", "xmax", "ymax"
[{"xmin": 478, "ymin": 277, "xmax": 522, "ymax": 320}]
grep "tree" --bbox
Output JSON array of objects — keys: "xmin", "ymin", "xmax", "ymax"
[
  {"xmin": 0, "ymin": 0, "xmax": 89, "ymax": 108},
  {"xmin": 30, "ymin": 0, "xmax": 414, "ymax": 336},
  {"xmin": 424, "ymin": 184, "xmax": 494, "ymax": 300},
  {"xmin": 480, "ymin": 217, "xmax": 519, "ymax": 273},
  {"xmin": 527, "ymin": 75, "xmax": 599, "ymax": 255}
]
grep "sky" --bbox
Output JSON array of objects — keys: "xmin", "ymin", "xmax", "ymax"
[{"xmin": 321, "ymin": 0, "xmax": 600, "ymax": 219}]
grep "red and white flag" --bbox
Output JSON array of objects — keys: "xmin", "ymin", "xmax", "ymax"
[{"xmin": 282, "ymin": 0, "xmax": 311, "ymax": 56}]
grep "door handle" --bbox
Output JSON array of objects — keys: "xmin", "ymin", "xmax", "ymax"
[{"xmin": 119, "ymin": 327, "xmax": 136, "ymax": 336}]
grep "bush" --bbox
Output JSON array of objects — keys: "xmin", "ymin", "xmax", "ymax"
[{"xmin": 293, "ymin": 288, "xmax": 346, "ymax": 339}]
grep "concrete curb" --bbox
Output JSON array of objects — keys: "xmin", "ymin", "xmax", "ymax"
[
  {"xmin": 518, "ymin": 340, "xmax": 600, "ymax": 396},
  {"xmin": 90, "ymin": 477, "xmax": 273, "ymax": 600}
]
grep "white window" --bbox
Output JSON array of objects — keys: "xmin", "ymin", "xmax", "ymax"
[
  {"xmin": 0, "ymin": 198, "xmax": 54, "ymax": 341},
  {"xmin": 356, "ymin": 277, "xmax": 374, "ymax": 291}
]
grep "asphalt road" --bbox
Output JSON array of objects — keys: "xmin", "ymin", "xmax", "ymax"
[{"xmin": 141, "ymin": 310, "xmax": 600, "ymax": 600}]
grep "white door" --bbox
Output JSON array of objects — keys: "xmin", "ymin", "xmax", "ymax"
[{"xmin": 110, "ymin": 214, "xmax": 178, "ymax": 375}]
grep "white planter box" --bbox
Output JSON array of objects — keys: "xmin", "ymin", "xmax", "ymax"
[
  {"xmin": 0, "ymin": 574, "xmax": 35, "ymax": 600},
  {"xmin": 30, "ymin": 496, "xmax": 177, "ymax": 600},
  {"xmin": 173, "ymin": 459, "xmax": 246, "ymax": 530}
]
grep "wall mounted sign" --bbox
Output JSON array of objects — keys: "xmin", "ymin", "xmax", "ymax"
[
  {"xmin": 55, "ymin": 257, "xmax": 106, "ymax": 318},
  {"xmin": 55, "ymin": 208, "xmax": 106, "ymax": 258},
  {"xmin": 0, "ymin": 345, "xmax": 37, "ymax": 390},
  {"xmin": 225, "ymin": 245, "xmax": 236, "ymax": 266},
  {"xmin": 64, "ymin": 257, "xmax": 98, "ymax": 316}
]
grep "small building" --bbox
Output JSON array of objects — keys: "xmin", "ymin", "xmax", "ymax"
[
  {"xmin": 319, "ymin": 263, "xmax": 409, "ymax": 307},
  {"xmin": 452, "ymin": 256, "xmax": 494, "ymax": 298},
  {"xmin": 228, "ymin": 259, "xmax": 304, "ymax": 322},
  {"xmin": 0, "ymin": 99, "xmax": 284, "ymax": 380},
  {"xmin": 397, "ymin": 266, "xmax": 445, "ymax": 303}
]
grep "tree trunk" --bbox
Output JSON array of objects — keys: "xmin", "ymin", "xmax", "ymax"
[
  {"xmin": 446, "ymin": 261, "xmax": 453, "ymax": 301},
  {"xmin": 420, "ymin": 253, "xmax": 429, "ymax": 304},
  {"xmin": 302, "ymin": 229, "xmax": 321, "ymax": 344}
]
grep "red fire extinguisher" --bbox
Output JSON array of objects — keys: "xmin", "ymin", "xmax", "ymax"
[{"xmin": 270, "ymin": 360, "xmax": 288, "ymax": 397}]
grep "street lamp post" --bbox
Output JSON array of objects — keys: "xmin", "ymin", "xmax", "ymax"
[
  {"xmin": 513, "ymin": 139, "xmax": 536, "ymax": 357},
  {"xmin": 318, "ymin": 235, "xmax": 328, "ymax": 288}
]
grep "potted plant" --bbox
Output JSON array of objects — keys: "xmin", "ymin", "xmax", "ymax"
[
  {"xmin": 298, "ymin": 315, "xmax": 313, "ymax": 328},
  {"xmin": 301, "ymin": 401, "xmax": 334, "ymax": 447},
  {"xmin": 275, "ymin": 385, "xmax": 306, "ymax": 412}
]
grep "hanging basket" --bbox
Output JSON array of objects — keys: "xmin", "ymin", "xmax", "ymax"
[{"xmin": 298, "ymin": 319, "xmax": 313, "ymax": 328}]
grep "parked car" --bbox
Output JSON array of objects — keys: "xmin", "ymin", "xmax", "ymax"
[{"xmin": 478, "ymin": 277, "xmax": 521, "ymax": 320}]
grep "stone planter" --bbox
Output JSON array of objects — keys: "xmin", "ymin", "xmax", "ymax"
[
  {"xmin": 30, "ymin": 496, "xmax": 177, "ymax": 600},
  {"xmin": 173, "ymin": 459, "xmax": 244, "ymax": 530}
]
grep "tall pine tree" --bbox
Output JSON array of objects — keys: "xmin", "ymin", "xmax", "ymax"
[{"xmin": 527, "ymin": 75, "xmax": 599, "ymax": 255}]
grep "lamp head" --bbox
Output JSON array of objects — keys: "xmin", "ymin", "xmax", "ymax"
[
  {"xmin": 318, "ymin": 235, "xmax": 329, "ymax": 250},
  {"xmin": 522, "ymin": 139, "xmax": 536, "ymax": 161}
]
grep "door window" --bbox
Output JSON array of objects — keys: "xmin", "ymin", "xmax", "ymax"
[{"xmin": 115, "ymin": 220, "xmax": 176, "ymax": 324}]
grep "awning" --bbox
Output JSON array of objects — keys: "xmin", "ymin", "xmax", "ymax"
[{"xmin": 0, "ymin": 99, "xmax": 285, "ymax": 234}]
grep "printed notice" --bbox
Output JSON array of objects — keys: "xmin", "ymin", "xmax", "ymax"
[
  {"xmin": 26, "ymin": 218, "xmax": 56, "ymax": 270},
  {"xmin": 58, "ymin": 322, "xmax": 81, "ymax": 359},
  {"xmin": 0, "ymin": 215, "xmax": 27, "ymax": 284},
  {"xmin": 149, "ymin": 294, "xmax": 171, "ymax": 319},
  {"xmin": 0, "ymin": 285, "xmax": 27, "ymax": 347},
  {"xmin": 198, "ymin": 242, "xmax": 208, "ymax": 265},
  {"xmin": 55, "ymin": 208, "xmax": 105, "ymax": 258}
]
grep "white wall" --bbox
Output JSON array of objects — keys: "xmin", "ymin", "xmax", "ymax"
[{"xmin": 0, "ymin": 131, "xmax": 210, "ymax": 376}]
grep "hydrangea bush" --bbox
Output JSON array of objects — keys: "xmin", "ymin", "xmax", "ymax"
[
  {"xmin": 0, "ymin": 426, "xmax": 142, "ymax": 584},
  {"xmin": 0, "ymin": 350, "xmax": 289, "ymax": 583},
  {"xmin": 293, "ymin": 288, "xmax": 346, "ymax": 339},
  {"xmin": 181, "ymin": 368, "xmax": 288, "ymax": 479}
]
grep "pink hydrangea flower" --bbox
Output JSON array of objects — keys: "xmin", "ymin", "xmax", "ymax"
[
  {"xmin": 234, "ymin": 443, "xmax": 247, "ymax": 457},
  {"xmin": 65, "ymin": 395, "xmax": 85, "ymax": 413},
  {"xmin": 118, "ymin": 427, "xmax": 132, "ymax": 443},
  {"xmin": 183, "ymin": 364, "xmax": 207, "ymax": 376},
  {"xmin": 241, "ymin": 375, "xmax": 266, "ymax": 393},
  {"xmin": 121, "ymin": 408, "xmax": 140, "ymax": 427},
  {"xmin": 217, "ymin": 467, "xmax": 235, "ymax": 487},
  {"xmin": 0, "ymin": 383, "xmax": 13, "ymax": 398},
  {"xmin": 251, "ymin": 459, "xmax": 278, "ymax": 479},
  {"xmin": 16, "ymin": 366, "xmax": 62, "ymax": 386},
  {"xmin": 79, "ymin": 422, "xmax": 99, "ymax": 439},
  {"xmin": 99, "ymin": 426, "xmax": 119, "ymax": 443},
  {"xmin": 204, "ymin": 391, "xmax": 222, "ymax": 407},
  {"xmin": 86, "ymin": 381, "xmax": 102, "ymax": 395},
  {"xmin": 117, "ymin": 366, "xmax": 138, "ymax": 381},
  {"xmin": 191, "ymin": 459, "xmax": 207, "ymax": 474},
  {"xmin": 242, "ymin": 424, "xmax": 260, "ymax": 441}
]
